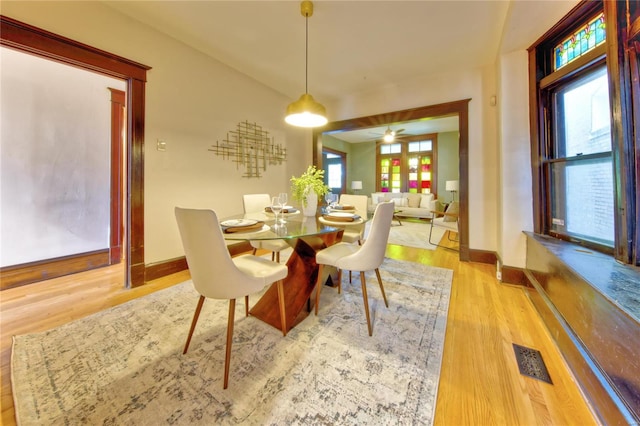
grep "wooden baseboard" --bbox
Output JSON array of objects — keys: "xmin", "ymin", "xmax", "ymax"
[
  {"xmin": 468, "ymin": 249, "xmax": 497, "ymax": 265},
  {"xmin": 501, "ymin": 266, "xmax": 527, "ymax": 286},
  {"xmin": 0, "ymin": 250, "xmax": 110, "ymax": 291},
  {"xmin": 143, "ymin": 241, "xmax": 254, "ymax": 283}
]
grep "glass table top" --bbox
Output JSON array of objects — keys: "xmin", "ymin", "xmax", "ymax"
[{"xmin": 220, "ymin": 209, "xmax": 367, "ymax": 241}]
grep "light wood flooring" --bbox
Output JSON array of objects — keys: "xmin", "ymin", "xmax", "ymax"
[{"xmin": 0, "ymin": 236, "xmax": 598, "ymax": 425}]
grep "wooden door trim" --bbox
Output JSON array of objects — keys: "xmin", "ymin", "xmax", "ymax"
[
  {"xmin": 109, "ymin": 88, "xmax": 125, "ymax": 265},
  {"xmin": 0, "ymin": 16, "xmax": 150, "ymax": 288}
]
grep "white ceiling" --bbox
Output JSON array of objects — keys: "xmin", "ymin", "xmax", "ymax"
[{"xmin": 105, "ymin": 0, "xmax": 578, "ymax": 141}]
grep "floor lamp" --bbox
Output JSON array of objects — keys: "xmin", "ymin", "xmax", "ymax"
[
  {"xmin": 445, "ymin": 180, "xmax": 459, "ymax": 203},
  {"xmin": 351, "ymin": 180, "xmax": 363, "ymax": 194}
]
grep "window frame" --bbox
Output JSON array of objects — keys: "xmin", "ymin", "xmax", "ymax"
[
  {"xmin": 375, "ymin": 134, "xmax": 438, "ymax": 195},
  {"xmin": 529, "ymin": 0, "xmax": 639, "ymax": 265}
]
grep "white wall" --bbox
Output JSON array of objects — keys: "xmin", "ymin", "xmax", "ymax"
[
  {"xmin": 0, "ymin": 47, "xmax": 125, "ymax": 267},
  {"xmin": 2, "ymin": 1, "xmax": 310, "ymax": 264},
  {"xmin": 1, "ymin": 0, "xmax": 577, "ymax": 270},
  {"xmin": 497, "ymin": 50, "xmax": 534, "ymax": 268}
]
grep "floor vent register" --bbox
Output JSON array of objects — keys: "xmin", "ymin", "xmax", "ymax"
[{"xmin": 513, "ymin": 343, "xmax": 553, "ymax": 384}]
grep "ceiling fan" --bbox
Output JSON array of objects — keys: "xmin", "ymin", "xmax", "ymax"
[{"xmin": 369, "ymin": 126, "xmax": 406, "ymax": 142}]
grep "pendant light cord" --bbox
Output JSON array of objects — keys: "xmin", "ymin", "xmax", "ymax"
[{"xmin": 305, "ymin": 12, "xmax": 309, "ymax": 95}]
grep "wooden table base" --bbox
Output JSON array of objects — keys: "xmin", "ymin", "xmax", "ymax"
[{"xmin": 249, "ymin": 231, "xmax": 343, "ymax": 333}]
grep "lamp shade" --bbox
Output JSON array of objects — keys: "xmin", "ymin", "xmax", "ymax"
[
  {"xmin": 445, "ymin": 180, "xmax": 459, "ymax": 192},
  {"xmin": 351, "ymin": 180, "xmax": 363, "ymax": 190},
  {"xmin": 285, "ymin": 93, "xmax": 328, "ymax": 127}
]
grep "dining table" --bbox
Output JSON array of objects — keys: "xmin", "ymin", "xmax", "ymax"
[{"xmin": 221, "ymin": 206, "xmax": 367, "ymax": 333}]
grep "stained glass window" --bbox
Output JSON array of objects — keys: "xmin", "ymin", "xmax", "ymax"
[
  {"xmin": 554, "ymin": 12, "xmax": 606, "ymax": 71},
  {"xmin": 379, "ymin": 139, "xmax": 433, "ymax": 193}
]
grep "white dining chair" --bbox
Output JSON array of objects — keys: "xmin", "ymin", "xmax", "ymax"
[
  {"xmin": 337, "ymin": 194, "xmax": 369, "ymax": 245},
  {"xmin": 429, "ymin": 201, "xmax": 459, "ymax": 251},
  {"xmin": 313, "ymin": 201, "xmax": 394, "ymax": 336},
  {"xmin": 175, "ymin": 207, "xmax": 289, "ymax": 389},
  {"xmin": 242, "ymin": 193, "xmax": 290, "ymax": 262}
]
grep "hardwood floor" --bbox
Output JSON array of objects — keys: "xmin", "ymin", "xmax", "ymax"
[{"xmin": 0, "ymin": 238, "xmax": 597, "ymax": 425}]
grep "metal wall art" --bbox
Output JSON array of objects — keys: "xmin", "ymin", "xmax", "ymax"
[{"xmin": 209, "ymin": 120, "xmax": 287, "ymax": 178}]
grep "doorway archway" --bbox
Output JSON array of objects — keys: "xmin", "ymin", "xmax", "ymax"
[{"xmin": 312, "ymin": 99, "xmax": 471, "ymax": 260}]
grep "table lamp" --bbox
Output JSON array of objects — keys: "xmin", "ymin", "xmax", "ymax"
[
  {"xmin": 445, "ymin": 180, "xmax": 459, "ymax": 203},
  {"xmin": 351, "ymin": 180, "xmax": 363, "ymax": 194}
]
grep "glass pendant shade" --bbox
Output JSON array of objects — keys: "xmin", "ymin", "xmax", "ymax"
[{"xmin": 285, "ymin": 93, "xmax": 328, "ymax": 127}]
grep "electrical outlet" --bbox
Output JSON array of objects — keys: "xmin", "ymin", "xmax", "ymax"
[
  {"xmin": 496, "ymin": 271, "xmax": 502, "ymax": 281},
  {"xmin": 496, "ymin": 260, "xmax": 502, "ymax": 281}
]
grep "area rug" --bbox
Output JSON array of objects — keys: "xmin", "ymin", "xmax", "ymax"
[
  {"xmin": 386, "ymin": 220, "xmax": 446, "ymax": 250},
  {"xmin": 12, "ymin": 258, "xmax": 453, "ymax": 425}
]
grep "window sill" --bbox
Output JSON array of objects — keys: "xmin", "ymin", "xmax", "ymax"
[{"xmin": 525, "ymin": 232, "xmax": 640, "ymax": 322}]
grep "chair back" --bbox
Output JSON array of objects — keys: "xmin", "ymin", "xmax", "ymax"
[
  {"xmin": 339, "ymin": 194, "xmax": 368, "ymax": 216},
  {"xmin": 243, "ymin": 193, "xmax": 271, "ymax": 214},
  {"xmin": 337, "ymin": 201, "xmax": 394, "ymax": 271},
  {"xmin": 175, "ymin": 207, "xmax": 265, "ymax": 299}
]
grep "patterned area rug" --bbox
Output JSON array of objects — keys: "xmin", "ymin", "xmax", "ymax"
[
  {"xmin": 12, "ymin": 258, "xmax": 453, "ymax": 425},
  {"xmin": 386, "ymin": 221, "xmax": 446, "ymax": 250}
]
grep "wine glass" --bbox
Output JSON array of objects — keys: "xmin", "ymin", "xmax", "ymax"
[
  {"xmin": 325, "ymin": 192, "xmax": 335, "ymax": 211},
  {"xmin": 271, "ymin": 196, "xmax": 282, "ymax": 227},
  {"xmin": 278, "ymin": 192, "xmax": 288, "ymax": 223}
]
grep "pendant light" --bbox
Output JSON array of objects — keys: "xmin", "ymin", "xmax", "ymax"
[{"xmin": 285, "ymin": 0, "xmax": 328, "ymax": 128}]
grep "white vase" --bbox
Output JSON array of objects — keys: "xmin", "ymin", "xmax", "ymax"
[
  {"xmin": 302, "ymin": 191, "xmax": 318, "ymax": 216},
  {"xmin": 301, "ymin": 216, "xmax": 318, "ymax": 233}
]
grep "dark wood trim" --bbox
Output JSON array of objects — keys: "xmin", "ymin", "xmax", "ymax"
[
  {"xmin": 0, "ymin": 16, "xmax": 149, "ymax": 81},
  {"xmin": 524, "ymin": 233, "xmax": 640, "ymax": 424},
  {"xmin": 128, "ymin": 78, "xmax": 146, "ymax": 287},
  {"xmin": 0, "ymin": 251, "xmax": 109, "ymax": 291},
  {"xmin": 109, "ymin": 88, "xmax": 125, "ymax": 265},
  {"xmin": 501, "ymin": 266, "xmax": 527, "ymax": 286},
  {"xmin": 144, "ymin": 241, "xmax": 254, "ymax": 282},
  {"xmin": 467, "ymin": 249, "xmax": 497, "ymax": 265},
  {"xmin": 1, "ymin": 15, "xmax": 150, "ymax": 287},
  {"xmin": 313, "ymin": 99, "xmax": 471, "ymax": 262},
  {"xmin": 144, "ymin": 257, "xmax": 188, "ymax": 282},
  {"xmin": 605, "ymin": 0, "xmax": 639, "ymax": 266}
]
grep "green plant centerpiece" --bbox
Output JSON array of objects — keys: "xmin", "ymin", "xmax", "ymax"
[{"xmin": 290, "ymin": 165, "xmax": 330, "ymax": 210}]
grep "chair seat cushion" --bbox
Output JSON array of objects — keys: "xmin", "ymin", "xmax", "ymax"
[
  {"xmin": 315, "ymin": 242, "xmax": 360, "ymax": 267},
  {"xmin": 233, "ymin": 254, "xmax": 288, "ymax": 283}
]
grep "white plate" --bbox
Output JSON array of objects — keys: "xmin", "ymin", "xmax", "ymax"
[
  {"xmin": 220, "ymin": 219, "xmax": 258, "ymax": 228},
  {"xmin": 327, "ymin": 212, "xmax": 355, "ymax": 218}
]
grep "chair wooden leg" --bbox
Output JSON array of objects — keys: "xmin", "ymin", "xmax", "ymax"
[
  {"xmin": 183, "ymin": 295, "xmax": 205, "ymax": 354},
  {"xmin": 245, "ymin": 295, "xmax": 249, "ymax": 317},
  {"xmin": 337, "ymin": 268, "xmax": 342, "ymax": 294},
  {"xmin": 374, "ymin": 268, "xmax": 389, "ymax": 308},
  {"xmin": 360, "ymin": 271, "xmax": 373, "ymax": 336},
  {"xmin": 314, "ymin": 264, "xmax": 324, "ymax": 315},
  {"xmin": 271, "ymin": 252, "xmax": 275, "ymax": 261},
  {"xmin": 349, "ymin": 270, "xmax": 352, "ymax": 283},
  {"xmin": 252, "ymin": 248, "xmax": 258, "ymax": 255},
  {"xmin": 276, "ymin": 251, "xmax": 280, "ymax": 263},
  {"xmin": 223, "ymin": 299, "xmax": 236, "ymax": 389},
  {"xmin": 276, "ymin": 280, "xmax": 287, "ymax": 336}
]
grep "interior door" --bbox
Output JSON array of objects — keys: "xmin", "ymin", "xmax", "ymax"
[{"xmin": 322, "ymin": 148, "xmax": 346, "ymax": 195}]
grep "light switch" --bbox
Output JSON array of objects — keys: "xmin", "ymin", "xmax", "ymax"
[{"xmin": 157, "ymin": 139, "xmax": 167, "ymax": 151}]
